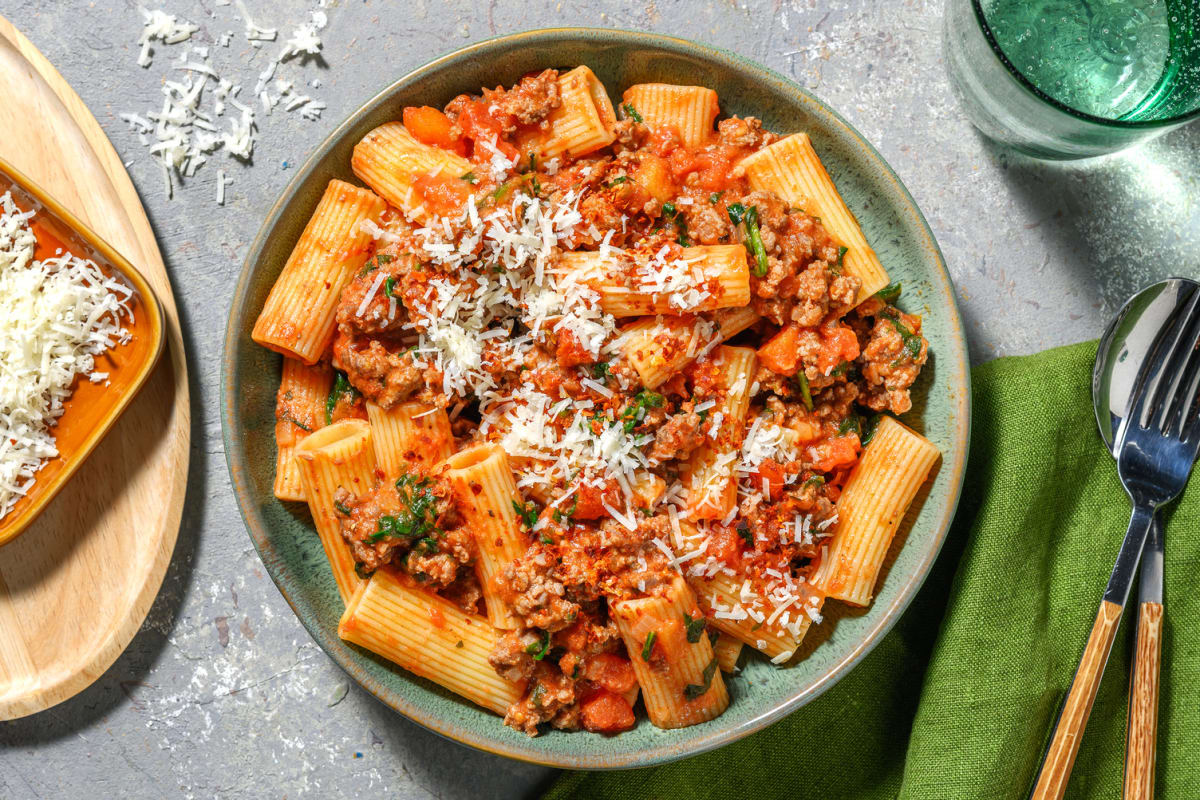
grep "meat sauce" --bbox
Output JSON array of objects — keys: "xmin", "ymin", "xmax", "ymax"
[{"xmin": 322, "ymin": 68, "xmax": 929, "ymax": 737}]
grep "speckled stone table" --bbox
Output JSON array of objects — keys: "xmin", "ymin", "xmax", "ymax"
[{"xmin": 0, "ymin": 1, "xmax": 1195, "ymax": 798}]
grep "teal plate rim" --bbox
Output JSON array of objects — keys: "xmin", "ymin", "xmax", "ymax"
[{"xmin": 221, "ymin": 27, "xmax": 972, "ymax": 769}]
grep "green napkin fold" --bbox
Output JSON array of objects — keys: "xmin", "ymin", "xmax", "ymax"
[{"xmin": 546, "ymin": 340, "xmax": 1200, "ymax": 800}]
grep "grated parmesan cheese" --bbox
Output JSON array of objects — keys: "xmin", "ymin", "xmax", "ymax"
[{"xmin": 0, "ymin": 194, "xmax": 134, "ymax": 518}]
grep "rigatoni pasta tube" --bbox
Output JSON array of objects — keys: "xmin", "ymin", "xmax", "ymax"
[
  {"xmin": 366, "ymin": 401, "xmax": 454, "ymax": 481},
  {"xmin": 816, "ymin": 416, "xmax": 940, "ymax": 606},
  {"xmin": 622, "ymin": 306, "xmax": 759, "ymax": 390},
  {"xmin": 689, "ymin": 569, "xmax": 823, "ymax": 661},
  {"xmin": 444, "ymin": 444, "xmax": 530, "ymax": 630},
  {"xmin": 252, "ymin": 180, "xmax": 386, "ymax": 364},
  {"xmin": 613, "ymin": 576, "xmax": 729, "ymax": 729},
  {"xmin": 684, "ymin": 346, "xmax": 757, "ymax": 520},
  {"xmin": 351, "ymin": 121, "xmax": 473, "ymax": 220},
  {"xmin": 339, "ymin": 568, "xmax": 525, "ymax": 715},
  {"xmin": 560, "ymin": 245, "xmax": 750, "ymax": 317},
  {"xmin": 294, "ymin": 419, "xmax": 379, "ymax": 604},
  {"xmin": 713, "ymin": 633, "xmax": 743, "ymax": 674},
  {"xmin": 535, "ymin": 66, "xmax": 617, "ymax": 160},
  {"xmin": 273, "ymin": 358, "xmax": 333, "ymax": 501},
  {"xmin": 741, "ymin": 133, "xmax": 889, "ymax": 303},
  {"xmin": 622, "ymin": 84, "xmax": 719, "ymax": 148}
]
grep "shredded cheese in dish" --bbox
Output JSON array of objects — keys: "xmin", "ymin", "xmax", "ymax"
[{"xmin": 0, "ymin": 193, "xmax": 134, "ymax": 518}]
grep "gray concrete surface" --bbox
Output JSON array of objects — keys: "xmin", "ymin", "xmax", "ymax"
[{"xmin": 0, "ymin": 0, "xmax": 1196, "ymax": 798}]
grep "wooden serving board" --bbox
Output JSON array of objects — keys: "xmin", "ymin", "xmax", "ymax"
[{"xmin": 0, "ymin": 16, "xmax": 190, "ymax": 719}]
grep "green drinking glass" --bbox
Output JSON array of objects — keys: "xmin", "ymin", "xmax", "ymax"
[{"xmin": 943, "ymin": 0, "xmax": 1200, "ymax": 159}]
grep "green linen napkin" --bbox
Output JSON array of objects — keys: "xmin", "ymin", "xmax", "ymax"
[{"xmin": 546, "ymin": 340, "xmax": 1200, "ymax": 800}]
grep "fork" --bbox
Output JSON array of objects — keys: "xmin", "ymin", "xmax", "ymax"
[{"xmin": 1029, "ymin": 285, "xmax": 1200, "ymax": 800}]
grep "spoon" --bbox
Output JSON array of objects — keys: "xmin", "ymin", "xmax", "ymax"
[{"xmin": 1093, "ymin": 277, "xmax": 1199, "ymax": 799}]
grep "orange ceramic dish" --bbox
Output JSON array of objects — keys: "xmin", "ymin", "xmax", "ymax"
[{"xmin": 0, "ymin": 156, "xmax": 164, "ymax": 547}]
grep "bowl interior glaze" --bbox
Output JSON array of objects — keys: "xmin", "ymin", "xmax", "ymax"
[{"xmin": 222, "ymin": 28, "xmax": 970, "ymax": 769}]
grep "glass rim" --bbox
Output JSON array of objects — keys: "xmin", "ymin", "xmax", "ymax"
[{"xmin": 971, "ymin": 0, "xmax": 1200, "ymax": 129}]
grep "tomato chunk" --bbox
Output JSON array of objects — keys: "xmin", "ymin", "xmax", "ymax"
[
  {"xmin": 412, "ymin": 174, "xmax": 470, "ymax": 217},
  {"xmin": 580, "ymin": 690, "xmax": 636, "ymax": 734},
  {"xmin": 402, "ymin": 106, "xmax": 467, "ymax": 155},
  {"xmin": 817, "ymin": 323, "xmax": 860, "ymax": 375},
  {"xmin": 809, "ymin": 433, "xmax": 861, "ymax": 473},
  {"xmin": 556, "ymin": 330, "xmax": 593, "ymax": 368},
  {"xmin": 583, "ymin": 653, "xmax": 638, "ymax": 694},
  {"xmin": 751, "ymin": 458, "xmax": 789, "ymax": 501}
]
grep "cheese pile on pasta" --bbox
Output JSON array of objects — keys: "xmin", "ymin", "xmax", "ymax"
[
  {"xmin": 252, "ymin": 67, "xmax": 940, "ymax": 736},
  {"xmin": 0, "ymin": 192, "xmax": 134, "ymax": 518}
]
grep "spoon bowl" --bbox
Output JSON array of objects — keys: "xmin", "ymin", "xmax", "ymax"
[{"xmin": 1093, "ymin": 278, "xmax": 1200, "ymax": 453}]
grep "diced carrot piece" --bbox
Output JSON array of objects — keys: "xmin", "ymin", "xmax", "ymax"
[
  {"xmin": 757, "ymin": 324, "xmax": 801, "ymax": 376},
  {"xmin": 580, "ymin": 690, "xmax": 636, "ymax": 734},
  {"xmin": 403, "ymin": 106, "xmax": 467, "ymax": 155}
]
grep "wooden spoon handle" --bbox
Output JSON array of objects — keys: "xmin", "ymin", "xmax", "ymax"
[
  {"xmin": 1124, "ymin": 601, "xmax": 1163, "ymax": 800},
  {"xmin": 1030, "ymin": 600, "xmax": 1124, "ymax": 800}
]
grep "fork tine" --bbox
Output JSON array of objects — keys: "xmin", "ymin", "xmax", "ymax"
[
  {"xmin": 1157, "ymin": 288, "xmax": 1200, "ymax": 435},
  {"xmin": 1181, "ymin": 363, "xmax": 1200, "ymax": 446},
  {"xmin": 1133, "ymin": 284, "xmax": 1200, "ymax": 432}
]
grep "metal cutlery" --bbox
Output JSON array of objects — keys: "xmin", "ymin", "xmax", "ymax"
[
  {"xmin": 1030, "ymin": 280, "xmax": 1200, "ymax": 800},
  {"xmin": 1093, "ymin": 278, "xmax": 1200, "ymax": 798}
]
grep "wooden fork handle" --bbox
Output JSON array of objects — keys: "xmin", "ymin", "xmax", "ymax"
[
  {"xmin": 1030, "ymin": 600, "xmax": 1124, "ymax": 800},
  {"xmin": 1124, "ymin": 601, "xmax": 1163, "ymax": 800}
]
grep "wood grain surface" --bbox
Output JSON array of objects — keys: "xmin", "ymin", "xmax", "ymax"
[
  {"xmin": 1030, "ymin": 600, "xmax": 1124, "ymax": 800},
  {"xmin": 1124, "ymin": 601, "xmax": 1162, "ymax": 800},
  {"xmin": 0, "ymin": 14, "xmax": 190, "ymax": 720}
]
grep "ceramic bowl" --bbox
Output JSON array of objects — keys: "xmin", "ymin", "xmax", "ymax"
[
  {"xmin": 0, "ymin": 156, "xmax": 164, "ymax": 547},
  {"xmin": 222, "ymin": 28, "xmax": 970, "ymax": 768}
]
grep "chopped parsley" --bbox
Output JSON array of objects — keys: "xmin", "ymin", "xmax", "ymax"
[
  {"xmin": 829, "ymin": 361, "xmax": 853, "ymax": 378},
  {"xmin": 368, "ymin": 473, "xmax": 440, "ymax": 543},
  {"xmin": 641, "ymin": 631, "xmax": 658, "ymax": 661},
  {"xmin": 325, "ymin": 371, "xmax": 360, "ymax": 425},
  {"xmin": 621, "ymin": 390, "xmax": 665, "ymax": 433},
  {"xmin": 860, "ymin": 414, "xmax": 883, "ymax": 446},
  {"xmin": 540, "ymin": 534, "xmax": 554, "ymax": 544},
  {"xmin": 282, "ymin": 413, "xmax": 312, "ymax": 432},
  {"xmin": 662, "ymin": 201, "xmax": 690, "ymax": 246},
  {"xmin": 794, "ymin": 371, "xmax": 813, "ymax": 411},
  {"xmin": 591, "ymin": 361, "xmax": 612, "ymax": 381},
  {"xmin": 525, "ymin": 629, "xmax": 551, "ymax": 661},
  {"xmin": 875, "ymin": 281, "xmax": 902, "ymax": 304},
  {"xmin": 606, "ymin": 175, "xmax": 630, "ymax": 187},
  {"xmin": 803, "ymin": 475, "xmax": 826, "ymax": 489},
  {"xmin": 727, "ymin": 203, "xmax": 768, "ymax": 276},
  {"xmin": 460, "ymin": 171, "xmax": 477, "ymax": 184},
  {"xmin": 683, "ymin": 613, "xmax": 706, "ymax": 644},
  {"xmin": 512, "ymin": 499, "xmax": 540, "ymax": 529},
  {"xmin": 531, "ymin": 682, "xmax": 546, "ymax": 708},
  {"xmin": 837, "ymin": 415, "xmax": 861, "ymax": 436},
  {"xmin": 882, "ymin": 309, "xmax": 924, "ymax": 359},
  {"xmin": 353, "ymin": 563, "xmax": 375, "ymax": 580},
  {"xmin": 709, "ymin": 191, "xmax": 724, "ymax": 204},
  {"xmin": 835, "ymin": 245, "xmax": 848, "ymax": 271},
  {"xmin": 551, "ymin": 494, "xmax": 579, "ymax": 525},
  {"xmin": 620, "ymin": 102, "xmax": 643, "ymax": 123},
  {"xmin": 384, "ymin": 276, "xmax": 402, "ymax": 299},
  {"xmin": 334, "ymin": 500, "xmax": 352, "ymax": 516},
  {"xmin": 684, "ymin": 658, "xmax": 719, "ymax": 699},
  {"xmin": 736, "ymin": 521, "xmax": 754, "ymax": 547}
]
